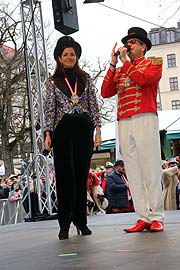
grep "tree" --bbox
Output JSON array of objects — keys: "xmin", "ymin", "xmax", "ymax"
[
  {"xmin": 0, "ymin": 4, "xmax": 31, "ymax": 176},
  {"xmin": 80, "ymin": 57, "xmax": 116, "ymax": 124}
]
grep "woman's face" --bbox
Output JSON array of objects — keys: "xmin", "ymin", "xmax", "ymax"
[{"xmin": 59, "ymin": 47, "xmax": 77, "ymax": 68}]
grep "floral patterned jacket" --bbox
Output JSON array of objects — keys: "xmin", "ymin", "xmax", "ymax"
[{"xmin": 44, "ymin": 74, "xmax": 101, "ymax": 133}]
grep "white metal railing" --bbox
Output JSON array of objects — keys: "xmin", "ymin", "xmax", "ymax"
[
  {"xmin": 0, "ymin": 153, "xmax": 57, "ymax": 225},
  {"xmin": 0, "ymin": 199, "xmax": 27, "ymax": 225}
]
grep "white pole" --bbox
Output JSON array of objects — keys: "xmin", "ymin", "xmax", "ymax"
[{"xmin": 115, "ymin": 96, "xmax": 123, "ymax": 160}]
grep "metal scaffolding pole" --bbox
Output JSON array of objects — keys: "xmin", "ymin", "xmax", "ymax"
[{"xmin": 20, "ymin": 0, "xmax": 53, "ymax": 215}]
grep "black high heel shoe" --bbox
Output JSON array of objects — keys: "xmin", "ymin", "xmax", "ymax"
[
  {"xmin": 58, "ymin": 229, "xmax": 69, "ymax": 240},
  {"xmin": 76, "ymin": 225, "xmax": 92, "ymax": 235}
]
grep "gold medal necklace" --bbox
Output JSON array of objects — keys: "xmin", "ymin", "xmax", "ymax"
[{"xmin": 64, "ymin": 77, "xmax": 79, "ymax": 105}]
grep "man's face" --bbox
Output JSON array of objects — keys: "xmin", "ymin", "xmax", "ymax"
[
  {"xmin": 126, "ymin": 38, "xmax": 147, "ymax": 60},
  {"xmin": 168, "ymin": 162, "xmax": 177, "ymax": 168},
  {"xmin": 115, "ymin": 164, "xmax": 125, "ymax": 174},
  {"xmin": 105, "ymin": 167, "xmax": 114, "ymax": 176}
]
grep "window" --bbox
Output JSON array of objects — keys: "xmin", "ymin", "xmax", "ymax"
[
  {"xmin": 171, "ymin": 100, "xmax": 180, "ymax": 110},
  {"xmin": 166, "ymin": 30, "xmax": 175, "ymax": 43},
  {"xmin": 169, "ymin": 77, "xmax": 178, "ymax": 91},
  {"xmin": 160, "ymin": 30, "xmax": 166, "ymax": 43},
  {"xmin": 150, "ymin": 32, "xmax": 160, "ymax": 45},
  {"xmin": 167, "ymin": 54, "xmax": 176, "ymax": 67}
]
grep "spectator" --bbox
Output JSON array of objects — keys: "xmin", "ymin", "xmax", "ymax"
[
  {"xmin": 9, "ymin": 180, "xmax": 23, "ymax": 201},
  {"xmin": 87, "ymin": 170, "xmax": 108, "ymax": 215},
  {"xmin": 95, "ymin": 169, "xmax": 104, "ymax": 186},
  {"xmin": 1, "ymin": 178, "xmax": 12, "ymax": 198},
  {"xmin": 0, "ymin": 177, "xmax": 6, "ymax": 199},
  {"xmin": 23, "ymin": 175, "xmax": 40, "ymax": 217},
  {"xmin": 162, "ymin": 158, "xmax": 179, "ymax": 210},
  {"xmin": 161, "ymin": 160, "xmax": 168, "ymax": 170},
  {"xmin": 106, "ymin": 160, "xmax": 133, "ymax": 213},
  {"xmin": 4, "ymin": 177, "xmax": 13, "ymax": 190},
  {"xmin": 177, "ymin": 170, "xmax": 180, "ymax": 209},
  {"xmin": 101, "ymin": 162, "xmax": 114, "ymax": 198},
  {"xmin": 87, "ymin": 169, "xmax": 99, "ymax": 192},
  {"xmin": 168, "ymin": 158, "xmax": 179, "ymax": 168}
]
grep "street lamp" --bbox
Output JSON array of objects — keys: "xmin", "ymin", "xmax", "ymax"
[{"xmin": 83, "ymin": 0, "xmax": 104, "ymax": 3}]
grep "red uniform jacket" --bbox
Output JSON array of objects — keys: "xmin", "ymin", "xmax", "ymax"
[
  {"xmin": 101, "ymin": 57, "xmax": 163, "ymax": 119},
  {"xmin": 87, "ymin": 171, "xmax": 99, "ymax": 190}
]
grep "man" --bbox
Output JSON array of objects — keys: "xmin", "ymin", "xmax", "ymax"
[
  {"xmin": 106, "ymin": 160, "xmax": 133, "ymax": 213},
  {"xmin": 162, "ymin": 160, "xmax": 179, "ymax": 210},
  {"xmin": 87, "ymin": 169, "xmax": 108, "ymax": 215},
  {"xmin": 101, "ymin": 162, "xmax": 114, "ymax": 196},
  {"xmin": 168, "ymin": 157, "xmax": 179, "ymax": 168},
  {"xmin": 101, "ymin": 27, "xmax": 164, "ymax": 232},
  {"xmin": 164, "ymin": 157, "xmax": 180, "ymax": 210}
]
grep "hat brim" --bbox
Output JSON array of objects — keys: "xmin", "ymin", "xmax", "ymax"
[
  {"xmin": 121, "ymin": 34, "xmax": 152, "ymax": 51},
  {"xmin": 114, "ymin": 163, "xmax": 124, "ymax": 167},
  {"xmin": 105, "ymin": 166, "xmax": 113, "ymax": 169},
  {"xmin": 9, "ymin": 174, "xmax": 18, "ymax": 179},
  {"xmin": 54, "ymin": 40, "xmax": 82, "ymax": 60}
]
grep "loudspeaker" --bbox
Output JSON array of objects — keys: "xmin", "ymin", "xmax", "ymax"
[
  {"xmin": 52, "ymin": 0, "xmax": 79, "ymax": 35},
  {"xmin": 83, "ymin": 0, "xmax": 104, "ymax": 3}
]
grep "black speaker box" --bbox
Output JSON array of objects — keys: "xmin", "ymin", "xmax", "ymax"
[{"xmin": 52, "ymin": 0, "xmax": 79, "ymax": 35}]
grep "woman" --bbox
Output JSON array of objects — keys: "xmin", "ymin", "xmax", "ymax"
[
  {"xmin": 44, "ymin": 36, "xmax": 101, "ymax": 240},
  {"xmin": 9, "ymin": 180, "xmax": 23, "ymax": 201}
]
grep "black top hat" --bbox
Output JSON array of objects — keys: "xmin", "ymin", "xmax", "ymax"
[
  {"xmin": 54, "ymin": 36, "xmax": 82, "ymax": 60},
  {"xmin": 114, "ymin": 160, "xmax": 124, "ymax": 167},
  {"xmin": 121, "ymin": 27, "xmax": 152, "ymax": 51}
]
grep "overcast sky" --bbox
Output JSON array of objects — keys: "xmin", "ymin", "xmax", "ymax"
[
  {"xmin": 9, "ymin": 0, "xmax": 180, "ymax": 66},
  {"xmin": 40, "ymin": 0, "xmax": 180, "ymax": 66}
]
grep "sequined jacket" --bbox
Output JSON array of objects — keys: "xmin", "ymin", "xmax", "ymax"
[
  {"xmin": 44, "ymin": 74, "xmax": 101, "ymax": 132},
  {"xmin": 101, "ymin": 57, "xmax": 163, "ymax": 119}
]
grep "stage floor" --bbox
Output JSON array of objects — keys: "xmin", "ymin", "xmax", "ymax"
[{"xmin": 0, "ymin": 211, "xmax": 180, "ymax": 270}]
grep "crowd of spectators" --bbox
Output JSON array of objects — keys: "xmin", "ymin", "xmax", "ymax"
[
  {"xmin": 86, "ymin": 160, "xmax": 134, "ymax": 215},
  {"xmin": 86, "ymin": 156, "xmax": 180, "ymax": 215},
  {"xmin": 1, "ymin": 156, "xmax": 180, "ymax": 218},
  {"xmin": 0, "ymin": 174, "xmax": 21, "ymax": 200}
]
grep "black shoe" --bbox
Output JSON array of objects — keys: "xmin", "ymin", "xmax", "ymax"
[
  {"xmin": 76, "ymin": 225, "xmax": 92, "ymax": 235},
  {"xmin": 58, "ymin": 229, "xmax": 69, "ymax": 240}
]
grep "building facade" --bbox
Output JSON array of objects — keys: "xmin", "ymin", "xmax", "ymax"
[
  {"xmin": 147, "ymin": 22, "xmax": 180, "ymax": 159},
  {"xmin": 147, "ymin": 21, "xmax": 180, "ymax": 110}
]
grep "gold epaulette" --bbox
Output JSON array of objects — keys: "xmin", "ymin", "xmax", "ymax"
[{"xmin": 150, "ymin": 57, "xmax": 163, "ymax": 65}]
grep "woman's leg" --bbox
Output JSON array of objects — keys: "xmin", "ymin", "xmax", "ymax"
[{"xmin": 72, "ymin": 115, "xmax": 94, "ymax": 227}]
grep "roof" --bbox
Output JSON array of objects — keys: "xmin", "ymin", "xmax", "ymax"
[
  {"xmin": 101, "ymin": 110, "xmax": 180, "ymax": 141},
  {"xmin": 158, "ymin": 110, "xmax": 180, "ymax": 131}
]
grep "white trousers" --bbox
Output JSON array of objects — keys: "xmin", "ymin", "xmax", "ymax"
[{"xmin": 118, "ymin": 113, "xmax": 164, "ymax": 223}]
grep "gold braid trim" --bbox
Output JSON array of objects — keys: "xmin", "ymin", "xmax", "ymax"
[
  {"xmin": 119, "ymin": 92, "xmax": 142, "ymax": 100},
  {"xmin": 118, "ymin": 106, "xmax": 140, "ymax": 116},
  {"xmin": 128, "ymin": 69, "xmax": 143, "ymax": 76},
  {"xmin": 118, "ymin": 98, "xmax": 141, "ymax": 108},
  {"xmin": 150, "ymin": 57, "xmax": 163, "ymax": 65}
]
